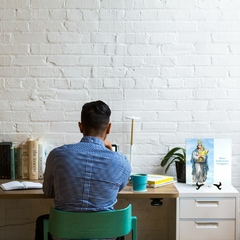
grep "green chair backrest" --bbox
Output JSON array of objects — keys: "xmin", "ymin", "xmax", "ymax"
[{"xmin": 44, "ymin": 204, "xmax": 137, "ymax": 240}]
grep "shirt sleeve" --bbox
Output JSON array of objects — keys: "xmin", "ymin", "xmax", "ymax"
[
  {"xmin": 43, "ymin": 149, "xmax": 55, "ymax": 197},
  {"xmin": 118, "ymin": 156, "xmax": 131, "ymax": 191}
]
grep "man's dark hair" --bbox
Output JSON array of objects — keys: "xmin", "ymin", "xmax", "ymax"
[{"xmin": 81, "ymin": 100, "xmax": 111, "ymax": 135}]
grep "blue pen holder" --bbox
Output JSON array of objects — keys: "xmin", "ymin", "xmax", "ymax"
[{"xmin": 131, "ymin": 174, "xmax": 148, "ymax": 192}]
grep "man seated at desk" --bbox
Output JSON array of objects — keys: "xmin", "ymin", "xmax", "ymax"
[{"xmin": 35, "ymin": 100, "xmax": 131, "ymax": 240}]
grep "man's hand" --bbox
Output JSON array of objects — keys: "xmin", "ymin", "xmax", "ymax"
[{"xmin": 104, "ymin": 139, "xmax": 113, "ymax": 151}]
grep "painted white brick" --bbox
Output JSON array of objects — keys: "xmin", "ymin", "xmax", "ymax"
[
  {"xmin": 31, "ymin": 44, "xmax": 63, "ymax": 54},
  {"xmin": 29, "ymin": 67, "xmax": 62, "ymax": 77},
  {"xmin": 13, "ymin": 33, "xmax": 48, "ymax": 44},
  {"xmin": 45, "ymin": 100, "xmax": 78, "ymax": 111},
  {"xmin": 0, "ymin": 9, "xmax": 15, "ymax": 19},
  {"xmin": 88, "ymin": 89, "xmax": 123, "ymax": 101},
  {"xmin": 0, "ymin": 33, "xmax": 11, "ymax": 44},
  {"xmin": 0, "ymin": 99, "xmax": 10, "ymax": 111},
  {"xmin": 63, "ymin": 44, "xmax": 96, "ymax": 54},
  {"xmin": 177, "ymin": 100, "xmax": 208, "ymax": 111},
  {"xmin": 166, "ymin": 0, "xmax": 198, "ymax": 9},
  {"xmin": 31, "ymin": 0, "xmax": 65, "ymax": 9},
  {"xmin": 161, "ymin": 67, "xmax": 194, "ymax": 78},
  {"xmin": 0, "ymin": 0, "xmax": 29, "ymax": 9},
  {"xmin": 197, "ymin": 67, "xmax": 229, "ymax": 77},
  {"xmin": 230, "ymin": 67, "xmax": 240, "ymax": 77},
  {"xmin": 30, "ymin": 22, "xmax": 66, "ymax": 32},
  {"xmin": 230, "ymin": 44, "xmax": 240, "ymax": 53},
  {"xmin": 32, "ymin": 9, "xmax": 51, "ymax": 20},
  {"xmin": 47, "ymin": 33, "xmax": 83, "ymax": 44},
  {"xmin": 30, "ymin": 111, "xmax": 64, "ymax": 122},
  {"xmin": 49, "ymin": 10, "xmax": 67, "ymax": 20},
  {"xmin": 157, "ymin": 111, "xmax": 192, "ymax": 122},
  {"xmin": 125, "ymin": 89, "xmax": 158, "ymax": 100},
  {"xmin": 150, "ymin": 33, "xmax": 176, "ymax": 44},
  {"xmin": 177, "ymin": 33, "xmax": 212, "ymax": 43},
  {"xmin": 0, "ymin": 111, "xmax": 30, "ymax": 122},
  {"xmin": 213, "ymin": 55, "xmax": 240, "ymax": 66},
  {"xmin": 178, "ymin": 122, "xmax": 210, "ymax": 132},
  {"xmin": 65, "ymin": 21, "xmax": 98, "ymax": 33},
  {"xmin": 50, "ymin": 122, "xmax": 77, "ymax": 133},
  {"xmin": 0, "ymin": 56, "xmax": 12, "ymax": 66},
  {"xmin": 195, "ymin": 43, "xmax": 230, "ymax": 54},
  {"xmin": 47, "ymin": 56, "xmax": 79, "ymax": 66},
  {"xmin": 177, "ymin": 55, "xmax": 211, "ymax": 66},
  {"xmin": 37, "ymin": 79, "xmax": 54, "ymax": 89},
  {"xmin": 56, "ymin": 90, "xmax": 89, "ymax": 101},
  {"xmin": 16, "ymin": 123, "xmax": 50, "ymax": 133},
  {"xmin": 212, "ymin": 32, "xmax": 240, "ymax": 43},
  {"xmin": 162, "ymin": 44, "xmax": 195, "ymax": 55},
  {"xmin": 61, "ymin": 67, "xmax": 92, "ymax": 78},
  {"xmin": 1, "ymin": 1, "xmax": 240, "ymax": 236},
  {"xmin": 143, "ymin": 100, "xmax": 176, "ymax": 111},
  {"xmin": 69, "ymin": 78, "xmax": 86, "ymax": 89},
  {"xmin": 0, "ymin": 67, "xmax": 28, "ymax": 77},
  {"xmin": 142, "ymin": 122, "xmax": 177, "ymax": 132},
  {"xmin": 1, "ymin": 89, "xmax": 29, "ymax": 100},
  {"xmin": 10, "ymin": 99, "xmax": 44, "ymax": 111},
  {"xmin": 194, "ymin": 88, "xmax": 228, "ymax": 99},
  {"xmin": 208, "ymin": 100, "xmax": 238, "ymax": 110},
  {"xmin": 65, "ymin": 0, "xmax": 98, "ymax": 9},
  {"xmin": 0, "ymin": 44, "xmax": 29, "ymax": 54},
  {"xmin": 13, "ymin": 56, "xmax": 46, "ymax": 66},
  {"xmin": 5, "ymin": 78, "xmax": 22, "ymax": 88},
  {"xmin": 53, "ymin": 79, "xmax": 69, "ymax": 89},
  {"xmin": 100, "ymin": 0, "xmax": 134, "ymax": 9}
]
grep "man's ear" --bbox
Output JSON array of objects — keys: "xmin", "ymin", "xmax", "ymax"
[
  {"xmin": 106, "ymin": 123, "xmax": 111, "ymax": 134},
  {"xmin": 78, "ymin": 122, "xmax": 83, "ymax": 133}
]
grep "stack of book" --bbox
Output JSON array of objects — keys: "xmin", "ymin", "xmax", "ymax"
[
  {"xmin": 0, "ymin": 140, "xmax": 54, "ymax": 180},
  {"xmin": 147, "ymin": 174, "xmax": 175, "ymax": 188}
]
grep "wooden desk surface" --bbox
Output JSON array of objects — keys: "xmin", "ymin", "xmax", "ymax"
[{"xmin": 0, "ymin": 180, "xmax": 178, "ymax": 199}]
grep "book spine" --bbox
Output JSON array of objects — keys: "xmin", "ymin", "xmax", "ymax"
[
  {"xmin": 10, "ymin": 147, "xmax": 15, "ymax": 179},
  {"xmin": 0, "ymin": 142, "xmax": 12, "ymax": 179},
  {"xmin": 17, "ymin": 147, "xmax": 22, "ymax": 179},
  {"xmin": 38, "ymin": 143, "xmax": 45, "ymax": 179},
  {"xmin": 21, "ymin": 142, "xmax": 29, "ymax": 179},
  {"xmin": 28, "ymin": 140, "xmax": 39, "ymax": 180}
]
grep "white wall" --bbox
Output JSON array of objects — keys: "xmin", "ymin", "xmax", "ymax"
[{"xmin": 1, "ymin": 0, "xmax": 240, "ymax": 229}]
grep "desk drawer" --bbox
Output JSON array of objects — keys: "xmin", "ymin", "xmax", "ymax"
[
  {"xmin": 179, "ymin": 198, "xmax": 235, "ymax": 218},
  {"xmin": 179, "ymin": 219, "xmax": 235, "ymax": 240}
]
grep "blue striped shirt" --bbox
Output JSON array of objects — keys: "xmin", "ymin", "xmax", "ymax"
[{"xmin": 43, "ymin": 136, "xmax": 131, "ymax": 212}]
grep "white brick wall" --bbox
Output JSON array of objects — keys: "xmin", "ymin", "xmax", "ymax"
[{"xmin": 1, "ymin": 0, "xmax": 240, "ymax": 236}]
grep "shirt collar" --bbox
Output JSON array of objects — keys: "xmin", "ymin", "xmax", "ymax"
[{"xmin": 80, "ymin": 136, "xmax": 105, "ymax": 146}]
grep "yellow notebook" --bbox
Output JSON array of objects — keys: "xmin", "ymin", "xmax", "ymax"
[{"xmin": 147, "ymin": 174, "xmax": 174, "ymax": 185}]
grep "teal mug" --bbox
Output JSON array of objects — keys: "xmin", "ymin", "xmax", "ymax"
[{"xmin": 131, "ymin": 174, "xmax": 148, "ymax": 192}]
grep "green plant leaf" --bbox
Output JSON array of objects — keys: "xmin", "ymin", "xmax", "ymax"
[{"xmin": 160, "ymin": 147, "xmax": 186, "ymax": 173}]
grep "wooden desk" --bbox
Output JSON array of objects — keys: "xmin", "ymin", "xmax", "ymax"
[
  {"xmin": 0, "ymin": 180, "xmax": 178, "ymax": 199},
  {"xmin": 0, "ymin": 180, "xmax": 178, "ymax": 240}
]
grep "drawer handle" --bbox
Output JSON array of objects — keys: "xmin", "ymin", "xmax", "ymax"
[
  {"xmin": 195, "ymin": 220, "xmax": 219, "ymax": 228},
  {"xmin": 195, "ymin": 198, "xmax": 220, "ymax": 206}
]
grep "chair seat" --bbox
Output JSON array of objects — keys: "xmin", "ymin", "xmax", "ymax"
[{"xmin": 44, "ymin": 204, "xmax": 137, "ymax": 240}]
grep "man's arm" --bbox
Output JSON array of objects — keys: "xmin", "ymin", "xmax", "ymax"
[
  {"xmin": 43, "ymin": 149, "xmax": 55, "ymax": 197},
  {"xmin": 119, "ymin": 157, "xmax": 131, "ymax": 191}
]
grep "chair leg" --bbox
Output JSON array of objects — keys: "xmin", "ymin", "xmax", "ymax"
[{"xmin": 132, "ymin": 216, "xmax": 137, "ymax": 240}]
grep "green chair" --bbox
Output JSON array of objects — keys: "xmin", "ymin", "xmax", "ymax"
[{"xmin": 43, "ymin": 204, "xmax": 137, "ymax": 240}]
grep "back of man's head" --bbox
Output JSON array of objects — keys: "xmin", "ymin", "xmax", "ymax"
[{"xmin": 81, "ymin": 100, "xmax": 111, "ymax": 136}]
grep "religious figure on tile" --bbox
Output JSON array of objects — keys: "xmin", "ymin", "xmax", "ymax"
[{"xmin": 190, "ymin": 139, "xmax": 209, "ymax": 184}]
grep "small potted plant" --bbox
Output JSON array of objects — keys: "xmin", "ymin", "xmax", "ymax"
[{"xmin": 160, "ymin": 147, "xmax": 186, "ymax": 183}]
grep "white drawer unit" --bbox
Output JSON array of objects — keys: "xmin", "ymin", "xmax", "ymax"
[{"xmin": 175, "ymin": 183, "xmax": 239, "ymax": 240}]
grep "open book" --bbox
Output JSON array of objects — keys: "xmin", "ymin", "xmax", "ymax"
[{"xmin": 0, "ymin": 181, "xmax": 43, "ymax": 191}]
